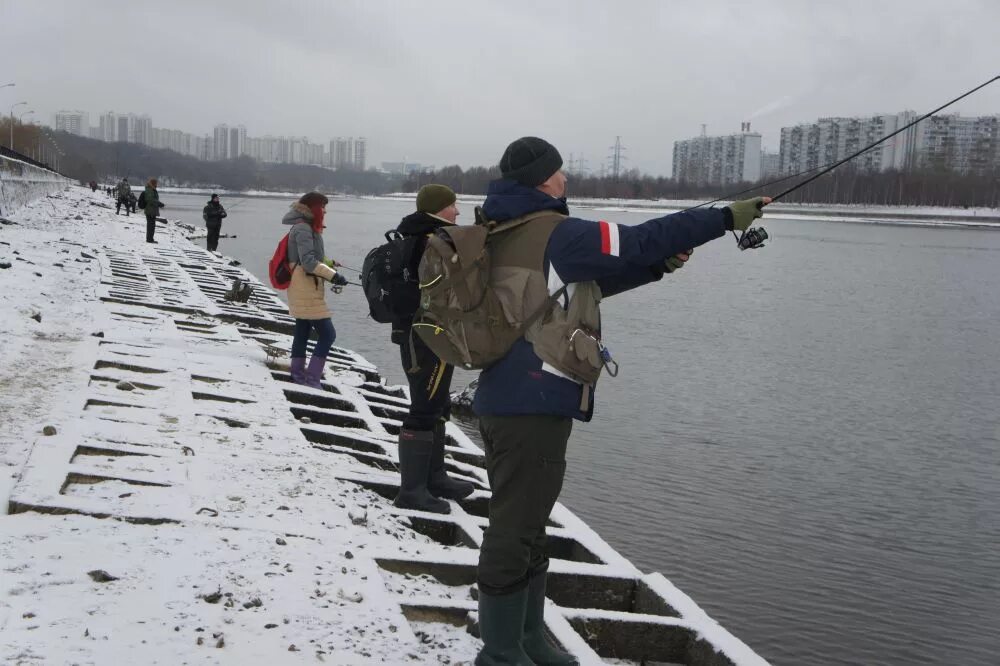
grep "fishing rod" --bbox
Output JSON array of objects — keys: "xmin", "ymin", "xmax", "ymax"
[
  {"xmin": 329, "ymin": 279, "xmax": 362, "ymax": 294},
  {"xmin": 682, "ymin": 151, "xmax": 888, "ymax": 249},
  {"xmin": 222, "ymin": 196, "xmax": 252, "ymax": 211},
  {"xmin": 692, "ymin": 73, "xmax": 1000, "ymax": 250}
]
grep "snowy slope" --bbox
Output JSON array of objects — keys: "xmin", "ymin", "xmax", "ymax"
[{"xmin": 0, "ymin": 187, "xmax": 768, "ymax": 665}]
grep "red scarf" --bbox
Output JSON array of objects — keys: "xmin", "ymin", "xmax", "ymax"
[{"xmin": 310, "ymin": 205, "xmax": 325, "ymax": 232}]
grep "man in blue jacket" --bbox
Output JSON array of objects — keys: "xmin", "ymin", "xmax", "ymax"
[{"xmin": 473, "ymin": 136, "xmax": 769, "ymax": 665}]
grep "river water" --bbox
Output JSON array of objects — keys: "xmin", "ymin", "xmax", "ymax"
[{"xmin": 165, "ymin": 191, "xmax": 1000, "ymax": 666}]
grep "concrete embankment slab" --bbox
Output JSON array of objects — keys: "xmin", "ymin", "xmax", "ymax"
[{"xmin": 0, "ymin": 186, "xmax": 769, "ymax": 665}]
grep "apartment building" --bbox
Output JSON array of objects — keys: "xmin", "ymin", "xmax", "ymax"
[
  {"xmin": 54, "ymin": 110, "xmax": 89, "ymax": 137},
  {"xmin": 330, "ymin": 137, "xmax": 367, "ymax": 170},
  {"xmin": 779, "ymin": 112, "xmax": 998, "ymax": 175},
  {"xmin": 60, "ymin": 106, "xmax": 370, "ymax": 168},
  {"xmin": 212, "ymin": 124, "xmax": 247, "ymax": 160},
  {"xmin": 673, "ymin": 126, "xmax": 762, "ymax": 184}
]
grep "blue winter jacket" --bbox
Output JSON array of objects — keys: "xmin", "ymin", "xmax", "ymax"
[{"xmin": 472, "ymin": 179, "xmax": 728, "ymax": 421}]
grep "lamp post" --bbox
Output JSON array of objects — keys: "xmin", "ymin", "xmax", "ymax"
[
  {"xmin": 13, "ymin": 109, "xmax": 33, "ymax": 152},
  {"xmin": 9, "ymin": 101, "xmax": 26, "ymax": 149}
]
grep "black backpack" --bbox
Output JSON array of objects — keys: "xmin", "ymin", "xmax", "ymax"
[
  {"xmin": 137, "ymin": 191, "xmax": 147, "ymax": 209},
  {"xmin": 361, "ymin": 230, "xmax": 422, "ymax": 324}
]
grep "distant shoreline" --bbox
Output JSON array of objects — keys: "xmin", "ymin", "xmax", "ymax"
[{"xmin": 157, "ymin": 188, "xmax": 1000, "ymax": 227}]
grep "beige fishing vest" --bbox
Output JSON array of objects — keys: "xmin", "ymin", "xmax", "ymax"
[{"xmin": 489, "ymin": 212, "xmax": 606, "ymax": 398}]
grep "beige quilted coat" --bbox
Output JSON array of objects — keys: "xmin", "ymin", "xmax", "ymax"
[{"xmin": 282, "ymin": 203, "xmax": 336, "ymax": 320}]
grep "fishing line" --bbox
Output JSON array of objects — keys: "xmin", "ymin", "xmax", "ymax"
[
  {"xmin": 683, "ymin": 73, "xmax": 1000, "ymax": 248},
  {"xmin": 681, "ymin": 145, "xmax": 888, "ymax": 213},
  {"xmin": 771, "ymin": 74, "xmax": 1000, "ymax": 202}
]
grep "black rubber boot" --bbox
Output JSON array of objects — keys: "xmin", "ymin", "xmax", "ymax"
[
  {"xmin": 427, "ymin": 422, "xmax": 475, "ymax": 500},
  {"xmin": 394, "ymin": 429, "xmax": 450, "ymax": 514},
  {"xmin": 523, "ymin": 571, "xmax": 578, "ymax": 665},
  {"xmin": 475, "ymin": 588, "xmax": 534, "ymax": 666}
]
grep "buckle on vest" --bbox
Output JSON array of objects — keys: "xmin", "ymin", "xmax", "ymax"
[
  {"xmin": 598, "ymin": 341, "xmax": 619, "ymax": 378},
  {"xmin": 569, "ymin": 329, "xmax": 619, "ymax": 378}
]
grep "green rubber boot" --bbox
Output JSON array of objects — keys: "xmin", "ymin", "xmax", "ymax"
[
  {"xmin": 523, "ymin": 572, "xmax": 578, "ymax": 665},
  {"xmin": 393, "ymin": 429, "xmax": 450, "ymax": 514},
  {"xmin": 475, "ymin": 588, "xmax": 534, "ymax": 666}
]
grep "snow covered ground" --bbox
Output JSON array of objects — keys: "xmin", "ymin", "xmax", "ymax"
[{"xmin": 0, "ymin": 187, "xmax": 768, "ymax": 665}]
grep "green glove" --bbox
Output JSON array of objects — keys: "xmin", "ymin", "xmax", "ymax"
[
  {"xmin": 663, "ymin": 249, "xmax": 692, "ymax": 274},
  {"xmin": 323, "ymin": 258, "xmax": 337, "ymax": 268},
  {"xmin": 726, "ymin": 197, "xmax": 767, "ymax": 231}
]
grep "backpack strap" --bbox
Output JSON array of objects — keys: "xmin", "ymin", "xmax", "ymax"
[
  {"xmin": 419, "ymin": 225, "xmax": 489, "ymax": 305},
  {"xmin": 522, "ymin": 285, "xmax": 567, "ymax": 333},
  {"xmin": 484, "ymin": 209, "xmax": 567, "ymax": 237},
  {"xmin": 421, "ymin": 210, "xmax": 566, "ymax": 297},
  {"xmin": 406, "ymin": 327, "xmax": 421, "ymax": 374}
]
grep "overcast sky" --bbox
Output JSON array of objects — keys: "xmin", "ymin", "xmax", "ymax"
[{"xmin": 3, "ymin": 0, "xmax": 1000, "ymax": 175}]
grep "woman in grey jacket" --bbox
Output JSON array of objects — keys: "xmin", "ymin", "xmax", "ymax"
[{"xmin": 282, "ymin": 192, "xmax": 348, "ymax": 387}]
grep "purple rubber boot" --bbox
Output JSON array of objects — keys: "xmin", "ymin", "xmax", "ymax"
[
  {"xmin": 304, "ymin": 355, "xmax": 326, "ymax": 389},
  {"xmin": 290, "ymin": 357, "xmax": 307, "ymax": 385}
]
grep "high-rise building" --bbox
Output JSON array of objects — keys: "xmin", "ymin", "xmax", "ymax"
[
  {"xmin": 760, "ymin": 151, "xmax": 780, "ymax": 180},
  {"xmin": 247, "ymin": 136, "xmax": 280, "ymax": 163},
  {"xmin": 305, "ymin": 142, "xmax": 324, "ymax": 166},
  {"xmin": 775, "ymin": 111, "xmax": 1000, "ymax": 175},
  {"xmin": 151, "ymin": 127, "xmax": 200, "ymax": 156},
  {"xmin": 130, "ymin": 114, "xmax": 152, "ymax": 145},
  {"xmin": 912, "ymin": 113, "xmax": 1000, "ymax": 173},
  {"xmin": 73, "ymin": 108, "xmax": 374, "ymax": 168},
  {"xmin": 98, "ymin": 112, "xmax": 117, "ymax": 141},
  {"xmin": 117, "ymin": 116, "xmax": 130, "ymax": 144},
  {"xmin": 231, "ymin": 126, "xmax": 247, "ymax": 158},
  {"xmin": 673, "ymin": 126, "xmax": 762, "ymax": 185},
  {"xmin": 95, "ymin": 112, "xmax": 154, "ymax": 144},
  {"xmin": 213, "ymin": 124, "xmax": 247, "ymax": 160},
  {"xmin": 353, "ymin": 137, "xmax": 367, "ymax": 170},
  {"xmin": 332, "ymin": 137, "xmax": 353, "ymax": 169},
  {"xmin": 54, "ymin": 110, "xmax": 89, "ymax": 137},
  {"xmin": 195, "ymin": 135, "xmax": 213, "ymax": 161},
  {"xmin": 213, "ymin": 125, "xmax": 229, "ymax": 160}
]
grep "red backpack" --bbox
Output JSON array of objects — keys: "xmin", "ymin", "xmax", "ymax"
[{"xmin": 269, "ymin": 234, "xmax": 292, "ymax": 289}]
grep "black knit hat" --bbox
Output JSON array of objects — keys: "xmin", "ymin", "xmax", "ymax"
[{"xmin": 499, "ymin": 137, "xmax": 563, "ymax": 187}]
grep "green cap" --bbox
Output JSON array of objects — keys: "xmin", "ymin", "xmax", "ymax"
[{"xmin": 416, "ymin": 184, "xmax": 457, "ymax": 214}]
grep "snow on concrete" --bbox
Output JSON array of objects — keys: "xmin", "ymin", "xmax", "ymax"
[
  {"xmin": 0, "ymin": 154, "xmax": 74, "ymax": 218},
  {"xmin": 0, "ymin": 186, "xmax": 769, "ymax": 665}
]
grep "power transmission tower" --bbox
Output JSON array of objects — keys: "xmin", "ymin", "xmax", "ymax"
[{"xmin": 607, "ymin": 136, "xmax": 627, "ymax": 181}]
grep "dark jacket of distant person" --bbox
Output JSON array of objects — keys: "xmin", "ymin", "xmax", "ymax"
[{"xmin": 202, "ymin": 198, "xmax": 228, "ymax": 228}]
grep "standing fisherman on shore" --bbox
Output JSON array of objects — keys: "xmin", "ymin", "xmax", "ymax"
[
  {"xmin": 202, "ymin": 193, "xmax": 228, "ymax": 252},
  {"xmin": 140, "ymin": 178, "xmax": 165, "ymax": 243},
  {"xmin": 390, "ymin": 185, "xmax": 476, "ymax": 514},
  {"xmin": 283, "ymin": 192, "xmax": 349, "ymax": 388},
  {"xmin": 115, "ymin": 178, "xmax": 131, "ymax": 216},
  {"xmin": 470, "ymin": 137, "xmax": 770, "ymax": 665}
]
